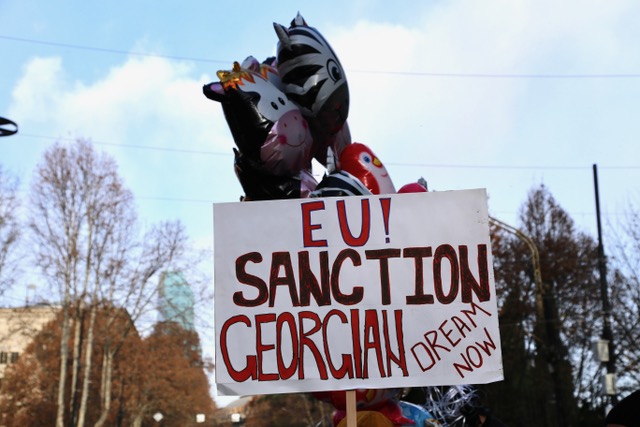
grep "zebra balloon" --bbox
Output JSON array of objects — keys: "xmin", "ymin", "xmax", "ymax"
[{"xmin": 274, "ymin": 13, "xmax": 351, "ymax": 165}]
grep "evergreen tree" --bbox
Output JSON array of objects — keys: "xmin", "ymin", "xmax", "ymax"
[{"xmin": 483, "ymin": 184, "xmax": 604, "ymax": 427}]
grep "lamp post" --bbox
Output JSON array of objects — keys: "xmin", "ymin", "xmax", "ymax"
[{"xmin": 489, "ymin": 216, "xmax": 544, "ymax": 322}]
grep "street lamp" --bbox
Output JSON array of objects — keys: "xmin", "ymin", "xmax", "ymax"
[{"xmin": 488, "ymin": 216, "xmax": 544, "ymax": 318}]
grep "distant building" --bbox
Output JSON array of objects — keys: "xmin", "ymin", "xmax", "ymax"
[
  {"xmin": 0, "ymin": 305, "xmax": 58, "ymax": 383},
  {"xmin": 158, "ymin": 271, "xmax": 196, "ymax": 331},
  {"xmin": 213, "ymin": 395, "xmax": 254, "ymax": 425}
]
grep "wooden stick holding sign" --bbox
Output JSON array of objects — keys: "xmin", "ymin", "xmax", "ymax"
[{"xmin": 346, "ymin": 390, "xmax": 357, "ymax": 427}]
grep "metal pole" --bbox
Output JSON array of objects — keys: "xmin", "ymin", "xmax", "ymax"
[
  {"xmin": 593, "ymin": 164, "xmax": 618, "ymax": 404},
  {"xmin": 489, "ymin": 216, "xmax": 545, "ymax": 330}
]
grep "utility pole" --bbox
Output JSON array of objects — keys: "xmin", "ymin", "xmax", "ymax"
[{"xmin": 593, "ymin": 164, "xmax": 618, "ymax": 405}]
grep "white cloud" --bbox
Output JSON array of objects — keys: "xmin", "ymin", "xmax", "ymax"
[
  {"xmin": 326, "ymin": 0, "xmax": 640, "ymax": 172},
  {"xmin": 330, "ymin": 15, "xmax": 525, "ymax": 166},
  {"xmin": 311, "ymin": 0, "xmax": 640, "ymax": 228},
  {"xmin": 10, "ymin": 55, "xmax": 230, "ymax": 151},
  {"xmin": 10, "ymin": 57, "xmax": 67, "ymax": 122}
]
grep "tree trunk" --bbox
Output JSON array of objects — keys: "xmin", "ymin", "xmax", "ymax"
[
  {"xmin": 131, "ymin": 414, "xmax": 142, "ymax": 427},
  {"xmin": 94, "ymin": 350, "xmax": 114, "ymax": 427},
  {"xmin": 56, "ymin": 301, "xmax": 71, "ymax": 427},
  {"xmin": 69, "ymin": 302, "xmax": 85, "ymax": 427},
  {"xmin": 303, "ymin": 394, "xmax": 315, "ymax": 427},
  {"xmin": 77, "ymin": 304, "xmax": 97, "ymax": 427},
  {"xmin": 100, "ymin": 348, "xmax": 108, "ymax": 406},
  {"xmin": 131, "ymin": 411, "xmax": 144, "ymax": 427}
]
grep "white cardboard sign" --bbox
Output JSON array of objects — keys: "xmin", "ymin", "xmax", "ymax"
[{"xmin": 214, "ymin": 189, "xmax": 503, "ymax": 396}]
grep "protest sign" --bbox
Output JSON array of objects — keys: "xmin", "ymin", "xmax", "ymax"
[{"xmin": 213, "ymin": 189, "xmax": 503, "ymax": 396}]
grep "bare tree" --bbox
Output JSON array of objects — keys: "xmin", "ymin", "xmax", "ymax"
[
  {"xmin": 0, "ymin": 165, "xmax": 20, "ymax": 296},
  {"xmin": 608, "ymin": 198, "xmax": 640, "ymax": 392},
  {"xmin": 28, "ymin": 139, "xmax": 195, "ymax": 427}
]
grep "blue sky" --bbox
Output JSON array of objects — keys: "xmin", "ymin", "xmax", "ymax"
[{"xmin": 2, "ymin": 0, "xmax": 640, "ymax": 404}]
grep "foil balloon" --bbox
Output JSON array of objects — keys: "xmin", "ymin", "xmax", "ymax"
[
  {"xmin": 274, "ymin": 12, "xmax": 351, "ymax": 165},
  {"xmin": 422, "ymin": 385, "xmax": 478, "ymax": 426},
  {"xmin": 203, "ymin": 61, "xmax": 313, "ymax": 176},
  {"xmin": 339, "ymin": 143, "xmax": 396, "ymax": 195},
  {"xmin": 310, "ymin": 170, "xmax": 372, "ymax": 198},
  {"xmin": 314, "ymin": 389, "xmax": 412, "ymax": 427},
  {"xmin": 399, "ymin": 401, "xmax": 441, "ymax": 426},
  {"xmin": 274, "ymin": 12, "xmax": 349, "ymax": 132},
  {"xmin": 336, "ymin": 411, "xmax": 394, "ymax": 427},
  {"xmin": 233, "ymin": 148, "xmax": 317, "ymax": 201},
  {"xmin": 241, "ymin": 55, "xmax": 283, "ymax": 90},
  {"xmin": 328, "ymin": 121, "xmax": 352, "ymax": 164},
  {"xmin": 398, "ymin": 177, "xmax": 428, "ymax": 194},
  {"xmin": 312, "ymin": 389, "xmax": 402, "ymax": 411},
  {"xmin": 332, "ymin": 400, "xmax": 413, "ymax": 426}
]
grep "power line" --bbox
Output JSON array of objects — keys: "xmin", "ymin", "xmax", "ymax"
[
  {"xmin": 14, "ymin": 133, "xmax": 640, "ymax": 171},
  {"xmin": 18, "ymin": 132, "xmax": 232, "ymax": 156},
  {"xmin": 350, "ymin": 69, "xmax": 640, "ymax": 79},
  {"xmin": 3, "ymin": 34, "xmax": 640, "ymax": 79},
  {"xmin": 386, "ymin": 162, "xmax": 640, "ymax": 170},
  {"xmin": 138, "ymin": 196, "xmax": 217, "ymax": 204},
  {"xmin": 6, "ymin": 133, "xmax": 636, "ymax": 218},
  {"xmin": 0, "ymin": 35, "xmax": 228, "ymax": 65}
]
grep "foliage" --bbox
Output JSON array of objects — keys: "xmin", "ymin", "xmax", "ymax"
[
  {"xmin": 126, "ymin": 321, "xmax": 216, "ymax": 426},
  {"xmin": 0, "ymin": 308, "xmax": 215, "ymax": 427},
  {"xmin": 0, "ymin": 305, "xmax": 136, "ymax": 425},
  {"xmin": 481, "ymin": 184, "xmax": 606, "ymax": 427},
  {"xmin": 608, "ymin": 197, "xmax": 640, "ymax": 392}
]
